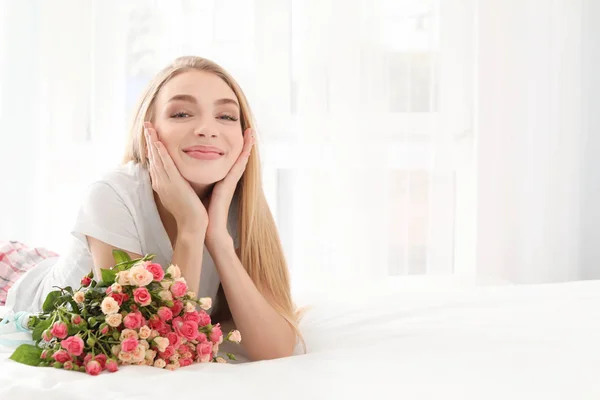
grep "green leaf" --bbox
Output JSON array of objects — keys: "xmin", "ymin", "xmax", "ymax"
[
  {"xmin": 112, "ymin": 249, "xmax": 131, "ymax": 265},
  {"xmin": 101, "ymin": 268, "xmax": 117, "ymax": 285},
  {"xmin": 42, "ymin": 290, "xmax": 61, "ymax": 313},
  {"xmin": 64, "ymin": 286, "xmax": 73, "ymax": 295},
  {"xmin": 9, "ymin": 344, "xmax": 43, "ymax": 366},
  {"xmin": 226, "ymin": 353, "xmax": 237, "ymax": 361},
  {"xmin": 31, "ymin": 318, "xmax": 52, "ymax": 341}
]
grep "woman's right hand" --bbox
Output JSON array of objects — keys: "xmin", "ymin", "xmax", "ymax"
[{"xmin": 144, "ymin": 121, "xmax": 208, "ymax": 233}]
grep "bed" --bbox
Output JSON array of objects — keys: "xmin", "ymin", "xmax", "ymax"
[{"xmin": 1, "ymin": 276, "xmax": 599, "ymax": 399}]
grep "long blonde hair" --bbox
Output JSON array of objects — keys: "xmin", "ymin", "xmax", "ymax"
[{"xmin": 123, "ymin": 56, "xmax": 304, "ymax": 351}]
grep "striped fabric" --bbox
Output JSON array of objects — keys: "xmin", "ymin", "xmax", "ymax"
[{"xmin": 0, "ymin": 241, "xmax": 58, "ymax": 305}]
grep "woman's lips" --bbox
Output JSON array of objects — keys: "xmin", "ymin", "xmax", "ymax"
[{"xmin": 183, "ymin": 150, "xmax": 223, "ymax": 160}]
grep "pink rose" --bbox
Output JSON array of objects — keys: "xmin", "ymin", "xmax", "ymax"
[
  {"xmin": 166, "ymin": 332, "xmax": 182, "ymax": 348},
  {"xmin": 85, "ymin": 360, "xmax": 102, "ymax": 376},
  {"xmin": 105, "ymin": 358, "xmax": 118, "ymax": 373},
  {"xmin": 100, "ymin": 324, "xmax": 109, "ymax": 335},
  {"xmin": 209, "ymin": 324, "xmax": 223, "ymax": 344},
  {"xmin": 42, "ymin": 329, "xmax": 52, "ymax": 342},
  {"xmin": 121, "ymin": 337, "xmax": 138, "ymax": 353},
  {"xmin": 196, "ymin": 332, "xmax": 208, "ymax": 343},
  {"xmin": 199, "ymin": 353, "xmax": 211, "ymax": 363},
  {"xmin": 41, "ymin": 350, "xmax": 49, "ymax": 359},
  {"xmin": 63, "ymin": 361, "xmax": 74, "ymax": 370},
  {"xmin": 180, "ymin": 358, "xmax": 193, "ymax": 367},
  {"xmin": 177, "ymin": 344, "xmax": 188, "ymax": 355},
  {"xmin": 145, "ymin": 263, "xmax": 165, "ymax": 281},
  {"xmin": 133, "ymin": 287, "xmax": 152, "ymax": 306},
  {"xmin": 110, "ymin": 292, "xmax": 127, "ymax": 306},
  {"xmin": 183, "ymin": 311, "xmax": 200, "ymax": 324},
  {"xmin": 50, "ymin": 321, "xmax": 68, "ymax": 339},
  {"xmin": 61, "ymin": 335, "xmax": 84, "ymax": 356},
  {"xmin": 123, "ymin": 312, "xmax": 143, "ymax": 330},
  {"xmin": 94, "ymin": 354, "xmax": 107, "ymax": 369},
  {"xmin": 197, "ymin": 341, "xmax": 212, "ymax": 356},
  {"xmin": 157, "ymin": 307, "xmax": 173, "ymax": 322},
  {"xmin": 197, "ymin": 310, "xmax": 211, "ymax": 327},
  {"xmin": 148, "ymin": 314, "xmax": 162, "ymax": 329},
  {"xmin": 81, "ymin": 276, "xmax": 91, "ymax": 287},
  {"xmin": 71, "ymin": 314, "xmax": 82, "ymax": 325},
  {"xmin": 159, "ymin": 345, "xmax": 175, "ymax": 360},
  {"xmin": 52, "ymin": 349, "xmax": 71, "ymax": 363},
  {"xmin": 172, "ymin": 317, "xmax": 198, "ymax": 341},
  {"xmin": 157, "ymin": 321, "xmax": 171, "ymax": 336},
  {"xmin": 170, "ymin": 281, "xmax": 187, "ymax": 298},
  {"xmin": 170, "ymin": 300, "xmax": 184, "ymax": 316}
]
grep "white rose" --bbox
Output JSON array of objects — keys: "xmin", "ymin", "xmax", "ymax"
[
  {"xmin": 101, "ymin": 296, "xmax": 120, "ymax": 315},
  {"xmin": 227, "ymin": 330, "xmax": 242, "ymax": 344},
  {"xmin": 199, "ymin": 297, "xmax": 212, "ymax": 311},
  {"xmin": 158, "ymin": 290, "xmax": 173, "ymax": 302},
  {"xmin": 186, "ymin": 291, "xmax": 196, "ymax": 299},
  {"xmin": 116, "ymin": 271, "xmax": 131, "ymax": 286},
  {"xmin": 106, "ymin": 313, "xmax": 123, "ymax": 328},
  {"xmin": 138, "ymin": 325, "xmax": 151, "ymax": 339},
  {"xmin": 120, "ymin": 329, "xmax": 138, "ymax": 340},
  {"xmin": 129, "ymin": 265, "xmax": 153, "ymax": 287},
  {"xmin": 132, "ymin": 344, "xmax": 146, "ymax": 363},
  {"xmin": 153, "ymin": 358, "xmax": 166, "ymax": 368},
  {"xmin": 185, "ymin": 302, "xmax": 196, "ymax": 313},
  {"xmin": 118, "ymin": 351, "xmax": 133, "ymax": 363},
  {"xmin": 215, "ymin": 357, "xmax": 227, "ymax": 364},
  {"xmin": 145, "ymin": 349, "xmax": 157, "ymax": 362},
  {"xmin": 154, "ymin": 336, "xmax": 169, "ymax": 352},
  {"xmin": 110, "ymin": 283, "xmax": 122, "ymax": 293},
  {"xmin": 139, "ymin": 339, "xmax": 150, "ymax": 350},
  {"xmin": 166, "ymin": 264, "xmax": 181, "ymax": 279},
  {"xmin": 160, "ymin": 279, "xmax": 173, "ymax": 290},
  {"xmin": 73, "ymin": 291, "xmax": 85, "ymax": 304}
]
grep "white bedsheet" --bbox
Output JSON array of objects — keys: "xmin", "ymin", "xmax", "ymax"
[{"xmin": 1, "ymin": 276, "xmax": 600, "ymax": 400}]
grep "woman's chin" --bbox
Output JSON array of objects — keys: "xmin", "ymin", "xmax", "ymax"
[{"xmin": 181, "ymin": 171, "xmax": 226, "ymax": 187}]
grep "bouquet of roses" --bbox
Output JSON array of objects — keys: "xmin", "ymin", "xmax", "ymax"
[{"xmin": 9, "ymin": 250, "xmax": 242, "ymax": 375}]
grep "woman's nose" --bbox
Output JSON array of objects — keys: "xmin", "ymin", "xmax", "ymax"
[{"xmin": 194, "ymin": 124, "xmax": 219, "ymax": 139}]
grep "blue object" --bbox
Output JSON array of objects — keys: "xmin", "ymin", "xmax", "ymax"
[{"xmin": 0, "ymin": 311, "xmax": 34, "ymax": 346}]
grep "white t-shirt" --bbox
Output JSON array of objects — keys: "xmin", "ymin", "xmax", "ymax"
[{"xmin": 5, "ymin": 161, "xmax": 237, "ymax": 313}]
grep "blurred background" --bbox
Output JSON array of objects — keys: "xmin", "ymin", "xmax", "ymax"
[{"xmin": 0, "ymin": 0, "xmax": 598, "ymax": 290}]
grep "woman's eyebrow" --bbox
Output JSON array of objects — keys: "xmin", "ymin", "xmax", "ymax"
[
  {"xmin": 214, "ymin": 98, "xmax": 239, "ymax": 109},
  {"xmin": 167, "ymin": 94, "xmax": 239, "ymax": 110}
]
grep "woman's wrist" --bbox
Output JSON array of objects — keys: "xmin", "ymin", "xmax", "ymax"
[
  {"xmin": 205, "ymin": 232, "xmax": 235, "ymax": 257},
  {"xmin": 177, "ymin": 218, "xmax": 208, "ymax": 236}
]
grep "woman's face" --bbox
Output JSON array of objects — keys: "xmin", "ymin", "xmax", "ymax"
[{"xmin": 152, "ymin": 70, "xmax": 244, "ymax": 187}]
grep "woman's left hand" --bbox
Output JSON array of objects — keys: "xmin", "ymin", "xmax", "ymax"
[{"xmin": 205, "ymin": 128, "xmax": 255, "ymax": 251}]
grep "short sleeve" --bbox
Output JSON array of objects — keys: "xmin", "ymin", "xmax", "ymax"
[{"xmin": 72, "ymin": 182, "xmax": 142, "ymax": 255}]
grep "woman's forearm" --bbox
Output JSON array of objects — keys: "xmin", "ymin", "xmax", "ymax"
[
  {"xmin": 209, "ymin": 238, "xmax": 296, "ymax": 361},
  {"xmin": 171, "ymin": 229, "xmax": 205, "ymax": 296}
]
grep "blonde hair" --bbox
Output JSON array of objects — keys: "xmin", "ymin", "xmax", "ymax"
[{"xmin": 123, "ymin": 56, "xmax": 305, "ymax": 352}]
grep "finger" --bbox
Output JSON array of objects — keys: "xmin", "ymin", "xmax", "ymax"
[
  {"xmin": 144, "ymin": 123, "xmax": 168, "ymax": 181},
  {"xmin": 154, "ymin": 141, "xmax": 180, "ymax": 181}
]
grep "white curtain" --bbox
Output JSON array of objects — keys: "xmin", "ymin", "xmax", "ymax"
[{"xmin": 0, "ymin": 0, "xmax": 597, "ymax": 288}]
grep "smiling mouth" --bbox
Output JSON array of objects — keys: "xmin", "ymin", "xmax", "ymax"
[{"xmin": 183, "ymin": 150, "xmax": 223, "ymax": 160}]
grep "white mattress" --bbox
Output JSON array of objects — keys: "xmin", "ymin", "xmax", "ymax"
[{"xmin": 1, "ymin": 276, "xmax": 600, "ymax": 400}]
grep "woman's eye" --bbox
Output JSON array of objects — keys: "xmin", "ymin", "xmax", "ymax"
[
  {"xmin": 218, "ymin": 114, "xmax": 238, "ymax": 122},
  {"xmin": 171, "ymin": 112, "xmax": 191, "ymax": 118}
]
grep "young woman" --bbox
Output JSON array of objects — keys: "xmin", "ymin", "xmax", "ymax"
[{"xmin": 4, "ymin": 56, "xmax": 302, "ymax": 361}]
